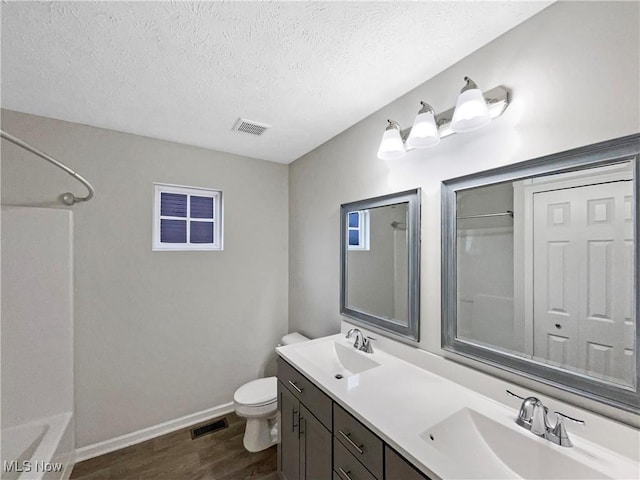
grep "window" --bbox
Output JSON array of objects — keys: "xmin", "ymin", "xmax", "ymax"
[
  {"xmin": 153, "ymin": 183, "xmax": 223, "ymax": 251},
  {"xmin": 347, "ymin": 210, "xmax": 370, "ymax": 250}
]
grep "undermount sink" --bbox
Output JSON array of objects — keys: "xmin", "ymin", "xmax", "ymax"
[
  {"xmin": 423, "ymin": 408, "xmax": 611, "ymax": 480},
  {"xmin": 294, "ymin": 340, "xmax": 380, "ymax": 377}
]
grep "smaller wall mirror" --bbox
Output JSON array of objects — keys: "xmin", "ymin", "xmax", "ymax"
[
  {"xmin": 341, "ymin": 189, "xmax": 421, "ymax": 343},
  {"xmin": 442, "ymin": 134, "xmax": 639, "ymax": 412}
]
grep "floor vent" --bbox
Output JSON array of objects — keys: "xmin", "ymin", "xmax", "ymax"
[
  {"xmin": 191, "ymin": 417, "xmax": 229, "ymax": 439},
  {"xmin": 233, "ymin": 118, "xmax": 270, "ymax": 136}
]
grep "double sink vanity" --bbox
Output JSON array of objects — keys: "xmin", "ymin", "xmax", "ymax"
[{"xmin": 276, "ymin": 333, "xmax": 639, "ymax": 480}]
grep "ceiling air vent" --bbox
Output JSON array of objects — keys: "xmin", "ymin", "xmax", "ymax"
[{"xmin": 233, "ymin": 118, "xmax": 270, "ymax": 136}]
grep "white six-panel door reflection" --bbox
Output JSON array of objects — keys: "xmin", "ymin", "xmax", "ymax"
[{"xmin": 533, "ymin": 180, "xmax": 634, "ymax": 387}]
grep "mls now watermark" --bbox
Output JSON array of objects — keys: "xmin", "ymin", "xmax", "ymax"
[{"xmin": 3, "ymin": 460, "xmax": 64, "ymax": 473}]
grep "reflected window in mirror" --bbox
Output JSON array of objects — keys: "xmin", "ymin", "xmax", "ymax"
[
  {"xmin": 442, "ymin": 134, "xmax": 639, "ymax": 413},
  {"xmin": 347, "ymin": 210, "xmax": 370, "ymax": 251}
]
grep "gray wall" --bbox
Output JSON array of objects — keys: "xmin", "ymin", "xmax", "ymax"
[
  {"xmin": 1, "ymin": 110, "xmax": 289, "ymax": 448},
  {"xmin": 1, "ymin": 207, "xmax": 73, "ymax": 428},
  {"xmin": 289, "ymin": 1, "xmax": 639, "ymax": 422}
]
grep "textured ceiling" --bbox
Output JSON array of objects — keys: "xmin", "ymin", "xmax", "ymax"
[{"xmin": 1, "ymin": 1, "xmax": 551, "ymax": 164}]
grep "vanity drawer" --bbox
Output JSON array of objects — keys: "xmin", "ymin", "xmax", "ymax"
[
  {"xmin": 277, "ymin": 357, "xmax": 332, "ymax": 430},
  {"xmin": 333, "ymin": 440, "xmax": 378, "ymax": 480},
  {"xmin": 333, "ymin": 404, "xmax": 383, "ymax": 479}
]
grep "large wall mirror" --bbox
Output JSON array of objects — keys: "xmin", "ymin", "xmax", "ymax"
[
  {"xmin": 341, "ymin": 189, "xmax": 421, "ymax": 343},
  {"xmin": 442, "ymin": 134, "xmax": 639, "ymax": 412}
]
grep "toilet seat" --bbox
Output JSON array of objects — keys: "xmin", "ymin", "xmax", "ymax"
[{"xmin": 234, "ymin": 376, "xmax": 277, "ymax": 407}]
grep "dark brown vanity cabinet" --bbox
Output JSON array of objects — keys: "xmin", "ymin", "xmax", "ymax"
[
  {"xmin": 385, "ymin": 446, "xmax": 430, "ymax": 480},
  {"xmin": 277, "ymin": 357, "xmax": 430, "ymax": 480},
  {"xmin": 277, "ymin": 358, "xmax": 332, "ymax": 480}
]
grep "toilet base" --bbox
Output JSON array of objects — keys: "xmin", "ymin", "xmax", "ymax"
[{"xmin": 242, "ymin": 413, "xmax": 278, "ymax": 452}]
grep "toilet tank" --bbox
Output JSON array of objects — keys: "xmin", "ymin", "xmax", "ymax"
[{"xmin": 280, "ymin": 332, "xmax": 309, "ymax": 346}]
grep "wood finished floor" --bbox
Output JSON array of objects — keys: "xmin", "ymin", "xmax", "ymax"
[{"xmin": 70, "ymin": 413, "xmax": 277, "ymax": 480}]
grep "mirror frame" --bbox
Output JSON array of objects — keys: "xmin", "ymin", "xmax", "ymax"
[
  {"xmin": 340, "ymin": 188, "xmax": 421, "ymax": 343},
  {"xmin": 442, "ymin": 134, "xmax": 640, "ymax": 413}
]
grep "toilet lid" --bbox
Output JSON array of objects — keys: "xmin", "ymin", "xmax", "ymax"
[{"xmin": 234, "ymin": 377, "xmax": 277, "ymax": 406}]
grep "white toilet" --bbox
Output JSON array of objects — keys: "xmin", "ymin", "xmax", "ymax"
[{"xmin": 233, "ymin": 332, "xmax": 309, "ymax": 452}]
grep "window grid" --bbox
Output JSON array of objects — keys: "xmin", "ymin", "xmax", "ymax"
[
  {"xmin": 153, "ymin": 184, "xmax": 223, "ymax": 251},
  {"xmin": 158, "ymin": 194, "xmax": 215, "ymax": 244}
]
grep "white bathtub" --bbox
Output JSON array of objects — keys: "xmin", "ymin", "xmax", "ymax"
[{"xmin": 1, "ymin": 413, "xmax": 74, "ymax": 480}]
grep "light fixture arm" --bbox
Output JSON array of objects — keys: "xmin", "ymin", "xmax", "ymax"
[
  {"xmin": 460, "ymin": 76, "xmax": 479, "ymax": 93},
  {"xmin": 385, "ymin": 119, "xmax": 411, "ymax": 142},
  {"xmin": 385, "ymin": 119, "xmax": 402, "ymax": 131},
  {"xmin": 417, "ymin": 101, "xmax": 435, "ymax": 115}
]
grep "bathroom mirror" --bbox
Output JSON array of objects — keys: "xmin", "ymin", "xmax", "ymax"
[
  {"xmin": 341, "ymin": 189, "xmax": 421, "ymax": 343},
  {"xmin": 442, "ymin": 134, "xmax": 640, "ymax": 412}
]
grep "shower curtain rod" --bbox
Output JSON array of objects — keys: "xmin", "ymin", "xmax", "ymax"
[
  {"xmin": 456, "ymin": 210, "xmax": 513, "ymax": 220},
  {"xmin": 1, "ymin": 129, "xmax": 94, "ymax": 205}
]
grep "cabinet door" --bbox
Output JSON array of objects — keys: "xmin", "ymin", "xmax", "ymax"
[
  {"xmin": 385, "ymin": 446, "xmax": 430, "ymax": 480},
  {"xmin": 279, "ymin": 382, "xmax": 300, "ymax": 480},
  {"xmin": 299, "ymin": 404, "xmax": 332, "ymax": 480}
]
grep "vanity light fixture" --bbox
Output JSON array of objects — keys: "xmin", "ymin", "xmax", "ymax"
[
  {"xmin": 450, "ymin": 77, "xmax": 491, "ymax": 132},
  {"xmin": 376, "ymin": 76, "xmax": 510, "ymax": 160},
  {"xmin": 406, "ymin": 102, "xmax": 440, "ymax": 149},
  {"xmin": 376, "ymin": 120, "xmax": 406, "ymax": 160}
]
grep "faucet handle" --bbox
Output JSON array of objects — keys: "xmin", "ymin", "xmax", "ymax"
[
  {"xmin": 362, "ymin": 336, "xmax": 376, "ymax": 353},
  {"xmin": 506, "ymin": 389, "xmax": 525, "ymax": 401},
  {"xmin": 555, "ymin": 411, "xmax": 585, "ymax": 425},
  {"xmin": 548, "ymin": 412, "xmax": 585, "ymax": 447}
]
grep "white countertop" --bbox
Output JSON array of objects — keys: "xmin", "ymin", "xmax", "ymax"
[{"xmin": 276, "ymin": 333, "xmax": 640, "ymax": 480}]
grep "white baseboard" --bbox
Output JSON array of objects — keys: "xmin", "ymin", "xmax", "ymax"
[
  {"xmin": 74, "ymin": 402, "xmax": 235, "ymax": 463},
  {"xmin": 61, "ymin": 450, "xmax": 75, "ymax": 480}
]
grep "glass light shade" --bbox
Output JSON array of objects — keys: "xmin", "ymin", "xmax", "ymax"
[
  {"xmin": 450, "ymin": 88, "xmax": 491, "ymax": 133},
  {"xmin": 406, "ymin": 111, "xmax": 440, "ymax": 149},
  {"xmin": 377, "ymin": 127, "xmax": 406, "ymax": 160}
]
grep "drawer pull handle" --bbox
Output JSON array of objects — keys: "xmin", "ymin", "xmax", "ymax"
[
  {"xmin": 288, "ymin": 380, "xmax": 303, "ymax": 393},
  {"xmin": 292, "ymin": 409, "xmax": 298, "ymax": 433},
  {"xmin": 339, "ymin": 430, "xmax": 364, "ymax": 454},
  {"xmin": 337, "ymin": 467, "xmax": 353, "ymax": 480}
]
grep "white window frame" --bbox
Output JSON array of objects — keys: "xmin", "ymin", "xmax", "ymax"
[
  {"xmin": 347, "ymin": 210, "xmax": 370, "ymax": 251},
  {"xmin": 152, "ymin": 183, "xmax": 223, "ymax": 251}
]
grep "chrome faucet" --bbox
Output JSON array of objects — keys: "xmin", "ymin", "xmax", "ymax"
[
  {"xmin": 507, "ymin": 390, "xmax": 585, "ymax": 447},
  {"xmin": 345, "ymin": 329, "xmax": 376, "ymax": 353},
  {"xmin": 346, "ymin": 328, "xmax": 364, "ymax": 349}
]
